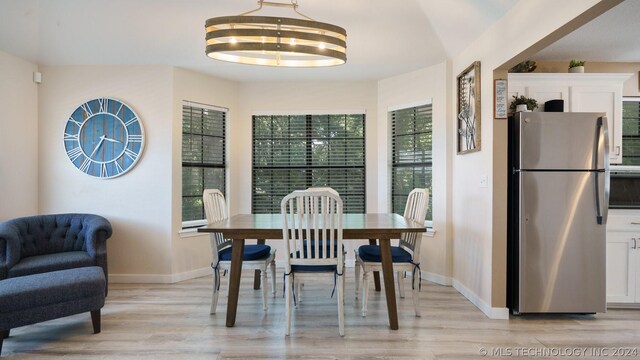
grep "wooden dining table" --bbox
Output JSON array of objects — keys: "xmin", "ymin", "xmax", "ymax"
[{"xmin": 197, "ymin": 213, "xmax": 426, "ymax": 330}]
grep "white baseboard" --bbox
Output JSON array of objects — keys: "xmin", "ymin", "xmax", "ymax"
[
  {"xmin": 421, "ymin": 270, "xmax": 452, "ymax": 286},
  {"xmin": 452, "ymin": 279, "xmax": 509, "ymax": 320},
  {"xmin": 109, "ymin": 267, "xmax": 211, "ymax": 284}
]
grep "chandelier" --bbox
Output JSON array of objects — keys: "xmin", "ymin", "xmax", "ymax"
[{"xmin": 205, "ymin": 0, "xmax": 347, "ymax": 67}]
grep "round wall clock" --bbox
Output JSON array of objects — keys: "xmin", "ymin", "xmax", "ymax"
[{"xmin": 64, "ymin": 98, "xmax": 145, "ymax": 179}]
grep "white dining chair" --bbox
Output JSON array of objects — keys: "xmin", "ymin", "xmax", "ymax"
[
  {"xmin": 281, "ymin": 189, "xmax": 345, "ymax": 336},
  {"xmin": 354, "ymin": 188, "xmax": 429, "ymax": 317},
  {"xmin": 203, "ymin": 189, "xmax": 276, "ymax": 314}
]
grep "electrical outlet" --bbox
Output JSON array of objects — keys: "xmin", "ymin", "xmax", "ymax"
[{"xmin": 479, "ymin": 175, "xmax": 488, "ymax": 188}]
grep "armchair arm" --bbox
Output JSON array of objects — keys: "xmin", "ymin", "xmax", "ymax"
[
  {"xmin": 0, "ymin": 221, "xmax": 22, "ymax": 280},
  {"xmin": 81, "ymin": 214, "xmax": 113, "ymax": 259}
]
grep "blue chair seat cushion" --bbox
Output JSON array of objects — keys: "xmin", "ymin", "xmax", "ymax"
[
  {"xmin": 218, "ymin": 244, "xmax": 271, "ymax": 261},
  {"xmin": 291, "ymin": 264, "xmax": 337, "ymax": 273},
  {"xmin": 7, "ymin": 251, "xmax": 95, "ymax": 278},
  {"xmin": 358, "ymin": 245, "xmax": 413, "ymax": 263}
]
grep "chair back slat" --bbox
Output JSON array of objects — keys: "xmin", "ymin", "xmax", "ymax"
[
  {"xmin": 399, "ymin": 188, "xmax": 430, "ymax": 257},
  {"xmin": 281, "ymin": 190, "xmax": 343, "ymax": 268},
  {"xmin": 203, "ymin": 189, "xmax": 232, "ymax": 255}
]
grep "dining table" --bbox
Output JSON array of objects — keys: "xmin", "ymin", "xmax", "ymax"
[{"xmin": 197, "ymin": 213, "xmax": 426, "ymax": 330}]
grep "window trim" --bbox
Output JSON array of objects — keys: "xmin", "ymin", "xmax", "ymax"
[
  {"xmin": 181, "ymin": 101, "xmax": 228, "ymax": 228},
  {"xmin": 620, "ymin": 97, "xmax": 640, "ymax": 168}
]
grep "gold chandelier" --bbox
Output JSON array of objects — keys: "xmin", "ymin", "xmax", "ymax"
[{"xmin": 205, "ymin": 0, "xmax": 347, "ymax": 67}]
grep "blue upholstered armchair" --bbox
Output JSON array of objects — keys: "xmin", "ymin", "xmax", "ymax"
[{"xmin": 0, "ymin": 213, "xmax": 112, "ymax": 294}]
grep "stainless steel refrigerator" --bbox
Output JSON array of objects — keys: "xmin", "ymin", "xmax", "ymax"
[{"xmin": 507, "ymin": 112, "xmax": 609, "ymax": 314}]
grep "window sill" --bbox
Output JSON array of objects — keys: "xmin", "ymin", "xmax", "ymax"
[
  {"xmin": 424, "ymin": 228, "xmax": 436, "ymax": 237},
  {"xmin": 179, "ymin": 227, "xmax": 208, "ymax": 238}
]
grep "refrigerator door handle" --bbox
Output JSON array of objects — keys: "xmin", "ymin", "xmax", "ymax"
[{"xmin": 594, "ymin": 116, "xmax": 609, "ymax": 225}]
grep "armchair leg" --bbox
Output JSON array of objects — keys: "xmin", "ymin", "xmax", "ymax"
[
  {"xmin": 362, "ymin": 271, "xmax": 369, "ymax": 317},
  {"xmin": 398, "ymin": 271, "xmax": 405, "ymax": 298},
  {"xmin": 413, "ymin": 272, "xmax": 421, "ymax": 317},
  {"xmin": 91, "ymin": 310, "xmax": 101, "ymax": 334}
]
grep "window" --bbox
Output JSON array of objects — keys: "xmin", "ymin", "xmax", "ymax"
[
  {"xmin": 252, "ymin": 114, "xmax": 365, "ymax": 213},
  {"xmin": 622, "ymin": 97, "xmax": 640, "ymax": 166},
  {"xmin": 390, "ymin": 103, "xmax": 433, "ymax": 224},
  {"xmin": 182, "ymin": 101, "xmax": 226, "ymax": 226}
]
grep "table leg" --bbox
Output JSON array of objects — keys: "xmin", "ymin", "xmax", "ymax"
[
  {"xmin": 226, "ymin": 238, "xmax": 245, "ymax": 327},
  {"xmin": 253, "ymin": 239, "xmax": 265, "ymax": 289},
  {"xmin": 368, "ymin": 239, "xmax": 381, "ymax": 291},
  {"xmin": 379, "ymin": 238, "xmax": 398, "ymax": 330}
]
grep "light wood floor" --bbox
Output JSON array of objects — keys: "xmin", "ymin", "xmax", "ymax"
[{"xmin": 3, "ymin": 270, "xmax": 640, "ymax": 359}]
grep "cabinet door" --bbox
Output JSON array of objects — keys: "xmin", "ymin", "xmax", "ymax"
[
  {"xmin": 571, "ymin": 85, "xmax": 623, "ymax": 163},
  {"xmin": 526, "ymin": 85, "xmax": 570, "ymax": 112},
  {"xmin": 606, "ymin": 232, "xmax": 636, "ymax": 303}
]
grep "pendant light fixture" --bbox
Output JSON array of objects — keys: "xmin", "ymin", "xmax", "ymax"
[{"xmin": 205, "ymin": 0, "xmax": 347, "ymax": 67}]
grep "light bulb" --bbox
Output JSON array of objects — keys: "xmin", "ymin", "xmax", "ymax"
[
  {"xmin": 290, "ymin": 38, "xmax": 296, "ymax": 46},
  {"xmin": 230, "ymin": 37, "xmax": 237, "ymax": 44},
  {"xmin": 319, "ymin": 42, "xmax": 325, "ymax": 49},
  {"xmin": 261, "ymin": 36, "xmax": 266, "ymax": 44}
]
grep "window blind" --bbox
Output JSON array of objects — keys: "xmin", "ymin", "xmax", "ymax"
[
  {"xmin": 622, "ymin": 98, "xmax": 640, "ymax": 166},
  {"xmin": 252, "ymin": 114, "xmax": 365, "ymax": 213},
  {"xmin": 391, "ymin": 104, "xmax": 433, "ymax": 221},
  {"xmin": 182, "ymin": 102, "xmax": 226, "ymax": 222}
]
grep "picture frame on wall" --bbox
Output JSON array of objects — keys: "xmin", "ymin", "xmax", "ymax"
[
  {"xmin": 457, "ymin": 61, "xmax": 481, "ymax": 154},
  {"xmin": 494, "ymin": 79, "xmax": 508, "ymax": 119}
]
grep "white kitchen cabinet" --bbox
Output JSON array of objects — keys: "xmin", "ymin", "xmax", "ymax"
[
  {"xmin": 606, "ymin": 210, "xmax": 640, "ymax": 305},
  {"xmin": 508, "ymin": 73, "xmax": 631, "ymax": 164}
]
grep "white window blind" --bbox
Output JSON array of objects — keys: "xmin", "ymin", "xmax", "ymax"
[
  {"xmin": 622, "ymin": 97, "xmax": 640, "ymax": 166},
  {"xmin": 390, "ymin": 104, "xmax": 433, "ymax": 221},
  {"xmin": 182, "ymin": 102, "xmax": 226, "ymax": 223},
  {"xmin": 252, "ymin": 114, "xmax": 365, "ymax": 213}
]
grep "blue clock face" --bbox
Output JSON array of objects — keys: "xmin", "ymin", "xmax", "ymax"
[{"xmin": 64, "ymin": 98, "xmax": 144, "ymax": 178}]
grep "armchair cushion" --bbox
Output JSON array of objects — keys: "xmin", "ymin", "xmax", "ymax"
[
  {"xmin": 358, "ymin": 245, "xmax": 413, "ymax": 263},
  {"xmin": 218, "ymin": 244, "xmax": 271, "ymax": 261},
  {"xmin": 7, "ymin": 251, "xmax": 94, "ymax": 278}
]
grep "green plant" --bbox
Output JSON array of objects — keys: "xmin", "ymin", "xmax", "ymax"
[
  {"xmin": 509, "ymin": 60, "xmax": 537, "ymax": 73},
  {"xmin": 509, "ymin": 95, "xmax": 538, "ymax": 113},
  {"xmin": 569, "ymin": 59, "xmax": 585, "ymax": 68}
]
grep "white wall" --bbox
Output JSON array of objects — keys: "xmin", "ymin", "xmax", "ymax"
[
  {"xmin": 0, "ymin": 51, "xmax": 38, "ymax": 220},
  {"xmin": 377, "ymin": 62, "xmax": 452, "ymax": 283},
  {"xmin": 171, "ymin": 67, "xmax": 240, "ymax": 279},
  {"xmin": 450, "ymin": 0, "xmax": 607, "ymax": 318},
  {"xmin": 234, "ymin": 81, "xmax": 378, "ymax": 262},
  {"xmin": 37, "ymin": 65, "xmax": 175, "ymax": 280}
]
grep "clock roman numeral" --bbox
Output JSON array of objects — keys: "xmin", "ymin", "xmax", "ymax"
[
  {"xmin": 66, "ymin": 147, "xmax": 83, "ymax": 162},
  {"xmin": 79, "ymin": 158, "xmax": 92, "ymax": 173},
  {"xmin": 124, "ymin": 148, "xmax": 138, "ymax": 161},
  {"xmin": 114, "ymin": 161, "xmax": 124, "ymax": 174},
  {"xmin": 124, "ymin": 117, "xmax": 138, "ymax": 127},
  {"xmin": 80, "ymin": 103, "xmax": 94, "ymax": 117},
  {"xmin": 100, "ymin": 163, "xmax": 108, "ymax": 177},
  {"xmin": 68, "ymin": 117, "xmax": 83, "ymax": 128},
  {"xmin": 64, "ymin": 133, "xmax": 79, "ymax": 141},
  {"xmin": 116, "ymin": 103, "xmax": 124, "ymax": 117},
  {"xmin": 98, "ymin": 98, "xmax": 109, "ymax": 113},
  {"xmin": 128, "ymin": 134, "xmax": 143, "ymax": 143}
]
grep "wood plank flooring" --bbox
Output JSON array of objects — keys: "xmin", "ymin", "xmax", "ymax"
[{"xmin": 2, "ymin": 270, "xmax": 640, "ymax": 359}]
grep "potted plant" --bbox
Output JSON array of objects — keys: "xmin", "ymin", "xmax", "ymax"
[
  {"xmin": 509, "ymin": 95, "xmax": 538, "ymax": 113},
  {"xmin": 569, "ymin": 60, "xmax": 585, "ymax": 73},
  {"xmin": 509, "ymin": 60, "xmax": 537, "ymax": 73}
]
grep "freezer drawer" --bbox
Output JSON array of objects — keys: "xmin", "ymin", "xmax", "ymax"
[{"xmin": 518, "ymin": 171, "xmax": 606, "ymax": 313}]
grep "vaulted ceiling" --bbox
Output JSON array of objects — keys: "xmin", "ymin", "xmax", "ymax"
[{"xmin": 0, "ymin": 0, "xmax": 635, "ymax": 82}]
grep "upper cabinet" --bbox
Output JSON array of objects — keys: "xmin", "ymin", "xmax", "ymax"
[{"xmin": 508, "ymin": 73, "xmax": 632, "ymax": 164}]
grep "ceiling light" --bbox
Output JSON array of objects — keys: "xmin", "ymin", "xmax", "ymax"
[{"xmin": 205, "ymin": 0, "xmax": 347, "ymax": 67}]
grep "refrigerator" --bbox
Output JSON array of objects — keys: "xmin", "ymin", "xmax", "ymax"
[{"xmin": 507, "ymin": 112, "xmax": 609, "ymax": 314}]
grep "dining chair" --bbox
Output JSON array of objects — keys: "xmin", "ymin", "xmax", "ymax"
[
  {"xmin": 281, "ymin": 189, "xmax": 345, "ymax": 336},
  {"xmin": 202, "ymin": 189, "xmax": 276, "ymax": 314},
  {"xmin": 354, "ymin": 188, "xmax": 429, "ymax": 317}
]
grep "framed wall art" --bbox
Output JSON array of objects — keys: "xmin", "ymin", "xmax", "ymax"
[
  {"xmin": 494, "ymin": 79, "xmax": 508, "ymax": 119},
  {"xmin": 457, "ymin": 61, "xmax": 481, "ymax": 154}
]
